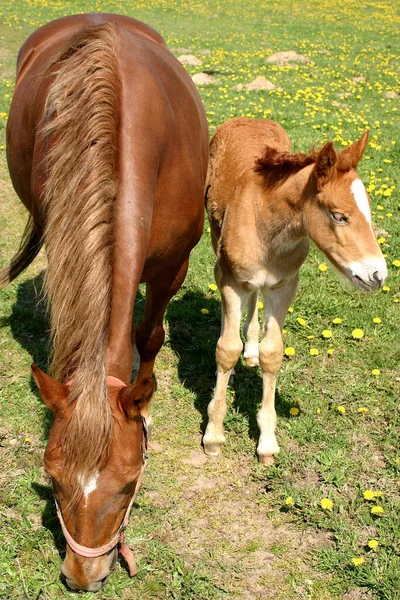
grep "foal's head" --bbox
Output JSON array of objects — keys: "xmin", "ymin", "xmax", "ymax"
[
  {"xmin": 32, "ymin": 365, "xmax": 153, "ymax": 591},
  {"xmin": 305, "ymin": 132, "xmax": 387, "ymax": 290}
]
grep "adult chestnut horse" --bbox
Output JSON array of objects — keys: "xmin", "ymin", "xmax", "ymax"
[
  {"xmin": 204, "ymin": 117, "xmax": 387, "ymax": 464},
  {"xmin": 1, "ymin": 14, "xmax": 208, "ymax": 591}
]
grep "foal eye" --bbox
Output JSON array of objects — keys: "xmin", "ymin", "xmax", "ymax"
[{"xmin": 331, "ymin": 211, "xmax": 347, "ymax": 223}]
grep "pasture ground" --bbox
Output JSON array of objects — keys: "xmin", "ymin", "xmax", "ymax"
[{"xmin": 0, "ymin": 1, "xmax": 399, "ymax": 599}]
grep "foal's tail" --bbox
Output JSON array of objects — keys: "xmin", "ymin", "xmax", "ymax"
[{"xmin": 0, "ymin": 217, "xmax": 42, "ymax": 289}]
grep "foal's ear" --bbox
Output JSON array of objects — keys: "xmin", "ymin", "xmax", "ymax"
[
  {"xmin": 119, "ymin": 378, "xmax": 155, "ymax": 419},
  {"xmin": 314, "ymin": 141, "xmax": 337, "ymax": 190},
  {"xmin": 31, "ymin": 364, "xmax": 68, "ymax": 412},
  {"xmin": 338, "ymin": 130, "xmax": 369, "ymax": 170}
]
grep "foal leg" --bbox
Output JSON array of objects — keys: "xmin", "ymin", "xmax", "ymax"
[
  {"xmin": 203, "ymin": 265, "xmax": 246, "ymax": 456},
  {"xmin": 243, "ymin": 290, "xmax": 260, "ymax": 367},
  {"xmin": 134, "ymin": 260, "xmax": 189, "ymax": 438},
  {"xmin": 257, "ymin": 277, "xmax": 298, "ymax": 465}
]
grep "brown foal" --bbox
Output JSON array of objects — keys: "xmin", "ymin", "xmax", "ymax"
[
  {"xmin": 203, "ymin": 117, "xmax": 387, "ymax": 465},
  {"xmin": 1, "ymin": 14, "xmax": 208, "ymax": 591}
]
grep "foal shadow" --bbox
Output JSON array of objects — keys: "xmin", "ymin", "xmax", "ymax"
[{"xmin": 166, "ymin": 288, "xmax": 292, "ymax": 444}]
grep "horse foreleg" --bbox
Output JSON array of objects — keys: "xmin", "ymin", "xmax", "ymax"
[
  {"xmin": 257, "ymin": 277, "xmax": 298, "ymax": 465},
  {"xmin": 243, "ymin": 290, "xmax": 260, "ymax": 367},
  {"xmin": 203, "ymin": 266, "xmax": 245, "ymax": 456}
]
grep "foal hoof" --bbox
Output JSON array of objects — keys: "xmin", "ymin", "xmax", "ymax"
[
  {"xmin": 203, "ymin": 442, "xmax": 223, "ymax": 457},
  {"xmin": 258, "ymin": 454, "xmax": 275, "ymax": 466},
  {"xmin": 245, "ymin": 356, "xmax": 259, "ymax": 367}
]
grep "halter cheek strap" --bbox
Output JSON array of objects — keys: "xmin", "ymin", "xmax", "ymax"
[{"xmin": 56, "ymin": 375, "xmax": 148, "ymax": 577}]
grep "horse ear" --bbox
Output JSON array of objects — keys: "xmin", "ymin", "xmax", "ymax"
[
  {"xmin": 338, "ymin": 130, "xmax": 369, "ymax": 170},
  {"xmin": 31, "ymin": 364, "xmax": 68, "ymax": 412},
  {"xmin": 314, "ymin": 141, "xmax": 337, "ymax": 190},
  {"xmin": 119, "ymin": 378, "xmax": 155, "ymax": 419}
]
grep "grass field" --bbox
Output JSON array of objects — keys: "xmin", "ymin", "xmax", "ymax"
[{"xmin": 0, "ymin": 1, "xmax": 399, "ymax": 599}]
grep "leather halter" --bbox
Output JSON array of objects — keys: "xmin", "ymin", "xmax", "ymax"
[{"xmin": 56, "ymin": 376, "xmax": 148, "ymax": 576}]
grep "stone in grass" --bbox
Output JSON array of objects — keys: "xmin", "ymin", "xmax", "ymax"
[
  {"xmin": 352, "ymin": 76, "xmax": 366, "ymax": 83},
  {"xmin": 192, "ymin": 72, "xmax": 220, "ymax": 86},
  {"xmin": 236, "ymin": 77, "xmax": 278, "ymax": 92},
  {"xmin": 385, "ymin": 90, "xmax": 399, "ymax": 99},
  {"xmin": 266, "ymin": 50, "xmax": 310, "ymax": 65},
  {"xmin": 178, "ymin": 54, "xmax": 203, "ymax": 66}
]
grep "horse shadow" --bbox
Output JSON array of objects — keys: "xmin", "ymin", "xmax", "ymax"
[{"xmin": 165, "ymin": 288, "xmax": 292, "ymax": 445}]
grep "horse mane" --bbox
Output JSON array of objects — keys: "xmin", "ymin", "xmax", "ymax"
[
  {"xmin": 254, "ymin": 145, "xmax": 319, "ymax": 186},
  {"xmin": 42, "ymin": 23, "xmax": 120, "ymax": 480}
]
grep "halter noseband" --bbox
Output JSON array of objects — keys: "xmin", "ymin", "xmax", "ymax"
[{"xmin": 56, "ymin": 376, "xmax": 148, "ymax": 577}]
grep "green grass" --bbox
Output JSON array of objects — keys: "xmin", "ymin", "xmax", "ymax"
[{"xmin": 1, "ymin": 1, "xmax": 399, "ymax": 598}]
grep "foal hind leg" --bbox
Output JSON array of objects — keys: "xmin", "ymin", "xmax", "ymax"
[
  {"xmin": 203, "ymin": 266, "xmax": 246, "ymax": 456},
  {"xmin": 243, "ymin": 290, "xmax": 260, "ymax": 367},
  {"xmin": 134, "ymin": 260, "xmax": 189, "ymax": 438},
  {"xmin": 257, "ymin": 277, "xmax": 298, "ymax": 465}
]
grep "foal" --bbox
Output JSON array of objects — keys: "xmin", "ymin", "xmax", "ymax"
[{"xmin": 203, "ymin": 117, "xmax": 387, "ymax": 464}]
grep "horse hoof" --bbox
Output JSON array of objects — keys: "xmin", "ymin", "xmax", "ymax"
[
  {"xmin": 245, "ymin": 356, "xmax": 259, "ymax": 367},
  {"xmin": 203, "ymin": 442, "xmax": 223, "ymax": 457},
  {"xmin": 258, "ymin": 454, "xmax": 275, "ymax": 466}
]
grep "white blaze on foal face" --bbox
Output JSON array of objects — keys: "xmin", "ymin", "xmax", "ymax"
[
  {"xmin": 351, "ymin": 178, "xmax": 372, "ymax": 226},
  {"xmin": 78, "ymin": 471, "xmax": 99, "ymax": 505}
]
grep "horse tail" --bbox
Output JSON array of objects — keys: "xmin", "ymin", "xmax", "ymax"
[
  {"xmin": 41, "ymin": 23, "xmax": 120, "ymax": 477},
  {"xmin": 0, "ymin": 217, "xmax": 42, "ymax": 289}
]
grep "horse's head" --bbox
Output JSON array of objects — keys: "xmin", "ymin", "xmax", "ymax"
[
  {"xmin": 32, "ymin": 365, "xmax": 153, "ymax": 591},
  {"xmin": 305, "ymin": 131, "xmax": 387, "ymax": 290}
]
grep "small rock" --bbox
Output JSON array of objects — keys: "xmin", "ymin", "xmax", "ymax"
[
  {"xmin": 192, "ymin": 72, "xmax": 219, "ymax": 85},
  {"xmin": 385, "ymin": 91, "xmax": 399, "ymax": 99},
  {"xmin": 236, "ymin": 77, "xmax": 278, "ymax": 92},
  {"xmin": 178, "ymin": 54, "xmax": 203, "ymax": 66},
  {"xmin": 352, "ymin": 76, "xmax": 366, "ymax": 83},
  {"xmin": 266, "ymin": 50, "xmax": 310, "ymax": 65},
  {"xmin": 199, "ymin": 49, "xmax": 212, "ymax": 55}
]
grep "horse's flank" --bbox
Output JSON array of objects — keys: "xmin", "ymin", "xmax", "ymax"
[{"xmin": 42, "ymin": 23, "xmax": 120, "ymax": 478}]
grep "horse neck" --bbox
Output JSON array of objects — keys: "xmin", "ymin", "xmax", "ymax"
[{"xmin": 255, "ymin": 164, "xmax": 313, "ymax": 251}]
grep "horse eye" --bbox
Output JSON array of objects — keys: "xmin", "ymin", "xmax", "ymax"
[{"xmin": 331, "ymin": 211, "xmax": 347, "ymax": 223}]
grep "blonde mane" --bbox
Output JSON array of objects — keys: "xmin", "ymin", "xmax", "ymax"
[{"xmin": 42, "ymin": 23, "xmax": 120, "ymax": 477}]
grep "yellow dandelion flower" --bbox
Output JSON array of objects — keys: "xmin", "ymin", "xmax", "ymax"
[
  {"xmin": 371, "ymin": 505, "xmax": 384, "ymax": 515},
  {"xmin": 332, "ymin": 317, "xmax": 342, "ymax": 324},
  {"xmin": 289, "ymin": 407, "xmax": 300, "ymax": 416},
  {"xmin": 337, "ymin": 405, "xmax": 346, "ymax": 414},
  {"xmin": 372, "ymin": 317, "xmax": 381, "ymax": 324},
  {"xmin": 364, "ymin": 489, "xmax": 375, "ymax": 500},
  {"xmin": 371, "ymin": 368, "xmax": 381, "ymax": 376},
  {"xmin": 392, "ymin": 260, "xmax": 400, "ymax": 268},
  {"xmin": 285, "ymin": 496, "xmax": 293, "ymax": 505},
  {"xmin": 358, "ymin": 407, "xmax": 369, "ymax": 413},
  {"xmin": 382, "ymin": 286, "xmax": 390, "ymax": 292},
  {"xmin": 377, "ymin": 237, "xmax": 386, "ymax": 244},
  {"xmin": 201, "ymin": 308, "xmax": 209, "ymax": 314},
  {"xmin": 320, "ymin": 498, "xmax": 333, "ymax": 510},
  {"xmin": 383, "ymin": 159, "xmax": 392, "ymax": 164},
  {"xmin": 352, "ymin": 329, "xmax": 364, "ymax": 339},
  {"xmin": 309, "ymin": 348, "xmax": 319, "ymax": 356},
  {"xmin": 368, "ymin": 539, "xmax": 378, "ymax": 549},
  {"xmin": 352, "ymin": 557, "xmax": 365, "ymax": 566},
  {"xmin": 208, "ymin": 283, "xmax": 218, "ymax": 291},
  {"xmin": 327, "ymin": 348, "xmax": 334, "ymax": 356},
  {"xmin": 319, "ymin": 263, "xmax": 328, "ymax": 272},
  {"xmin": 297, "ymin": 317, "xmax": 306, "ymax": 326},
  {"xmin": 322, "ymin": 329, "xmax": 332, "ymax": 338},
  {"xmin": 24, "ymin": 437, "xmax": 32, "ymax": 443},
  {"xmin": 288, "ymin": 307, "xmax": 294, "ymax": 313},
  {"xmin": 317, "ymin": 408, "xmax": 321, "ymax": 414},
  {"xmin": 258, "ymin": 301, "xmax": 264, "ymax": 310},
  {"xmin": 284, "ymin": 347, "xmax": 296, "ymax": 357},
  {"xmin": 307, "ymin": 335, "xmax": 314, "ymax": 340}
]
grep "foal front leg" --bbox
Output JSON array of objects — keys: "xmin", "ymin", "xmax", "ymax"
[
  {"xmin": 203, "ymin": 267, "xmax": 246, "ymax": 456},
  {"xmin": 257, "ymin": 277, "xmax": 298, "ymax": 465}
]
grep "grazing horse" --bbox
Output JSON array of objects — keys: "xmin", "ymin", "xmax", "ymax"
[
  {"xmin": 203, "ymin": 117, "xmax": 387, "ymax": 465},
  {"xmin": 1, "ymin": 14, "xmax": 208, "ymax": 591}
]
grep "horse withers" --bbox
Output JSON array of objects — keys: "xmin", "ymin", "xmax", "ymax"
[
  {"xmin": 1, "ymin": 14, "xmax": 208, "ymax": 591},
  {"xmin": 203, "ymin": 117, "xmax": 387, "ymax": 464}
]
